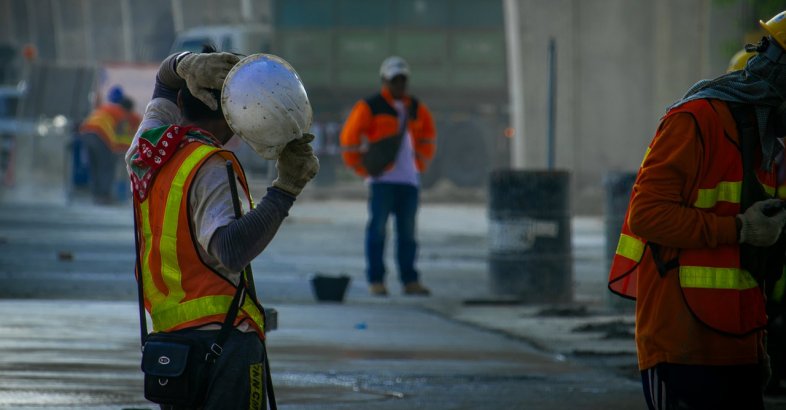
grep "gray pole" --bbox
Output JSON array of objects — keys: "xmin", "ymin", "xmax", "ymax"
[
  {"xmin": 51, "ymin": 0, "xmax": 64, "ymax": 62},
  {"xmin": 171, "ymin": 0, "xmax": 184, "ymax": 34},
  {"xmin": 120, "ymin": 0, "xmax": 134, "ymax": 61},
  {"xmin": 503, "ymin": 0, "xmax": 526, "ymax": 169},
  {"xmin": 547, "ymin": 38, "xmax": 556, "ymax": 170},
  {"xmin": 81, "ymin": 0, "xmax": 95, "ymax": 62}
]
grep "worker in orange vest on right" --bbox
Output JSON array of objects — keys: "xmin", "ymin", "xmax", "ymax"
[
  {"xmin": 609, "ymin": 11, "xmax": 786, "ymax": 409},
  {"xmin": 728, "ymin": 42, "xmax": 786, "ymax": 396}
]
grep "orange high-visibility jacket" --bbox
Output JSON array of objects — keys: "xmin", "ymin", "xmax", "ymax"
[
  {"xmin": 340, "ymin": 87, "xmax": 436, "ymax": 177},
  {"xmin": 133, "ymin": 141, "xmax": 266, "ymax": 339},
  {"xmin": 80, "ymin": 103, "xmax": 141, "ymax": 153},
  {"xmin": 609, "ymin": 99, "xmax": 784, "ymax": 336}
]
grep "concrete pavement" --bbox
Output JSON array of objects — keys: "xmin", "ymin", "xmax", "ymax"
[{"xmin": 0, "ymin": 187, "xmax": 784, "ymax": 408}]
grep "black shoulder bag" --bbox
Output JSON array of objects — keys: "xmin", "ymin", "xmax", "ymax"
[
  {"xmin": 132, "ymin": 160, "xmax": 277, "ymax": 409},
  {"xmin": 361, "ymin": 105, "xmax": 409, "ymax": 177}
]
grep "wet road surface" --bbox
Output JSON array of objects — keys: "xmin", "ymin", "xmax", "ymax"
[{"xmin": 0, "ymin": 200, "xmax": 678, "ymax": 408}]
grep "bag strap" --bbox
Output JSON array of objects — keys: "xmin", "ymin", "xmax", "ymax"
[
  {"xmin": 727, "ymin": 102, "xmax": 767, "ymax": 212},
  {"xmin": 225, "ymin": 161, "xmax": 277, "ymax": 410},
  {"xmin": 132, "ymin": 185, "xmax": 246, "ymax": 358},
  {"xmin": 132, "ymin": 206, "xmax": 147, "ymax": 347}
]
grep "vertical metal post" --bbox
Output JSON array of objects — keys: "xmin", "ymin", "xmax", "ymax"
[
  {"xmin": 120, "ymin": 0, "xmax": 134, "ymax": 61},
  {"xmin": 503, "ymin": 0, "xmax": 526, "ymax": 169},
  {"xmin": 171, "ymin": 0, "xmax": 184, "ymax": 35},
  {"xmin": 81, "ymin": 0, "xmax": 95, "ymax": 62},
  {"xmin": 51, "ymin": 0, "xmax": 64, "ymax": 62},
  {"xmin": 547, "ymin": 38, "xmax": 556, "ymax": 170},
  {"xmin": 241, "ymin": 0, "xmax": 253, "ymax": 23}
]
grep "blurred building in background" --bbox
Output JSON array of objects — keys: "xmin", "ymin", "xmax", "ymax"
[{"xmin": 0, "ymin": 0, "xmax": 769, "ymax": 211}]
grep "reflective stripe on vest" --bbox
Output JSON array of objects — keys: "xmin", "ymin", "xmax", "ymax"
[
  {"xmin": 772, "ymin": 268, "xmax": 786, "ymax": 303},
  {"xmin": 679, "ymin": 266, "xmax": 758, "ymax": 290},
  {"xmin": 694, "ymin": 181, "xmax": 741, "ymax": 209},
  {"xmin": 616, "ymin": 233, "xmax": 645, "ymax": 262},
  {"xmin": 137, "ymin": 143, "xmax": 265, "ymax": 335}
]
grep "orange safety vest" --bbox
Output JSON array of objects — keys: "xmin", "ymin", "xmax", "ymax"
[
  {"xmin": 609, "ymin": 99, "xmax": 784, "ymax": 336},
  {"xmin": 80, "ymin": 103, "xmax": 139, "ymax": 153},
  {"xmin": 340, "ymin": 87, "xmax": 436, "ymax": 176},
  {"xmin": 133, "ymin": 141, "xmax": 266, "ymax": 339}
]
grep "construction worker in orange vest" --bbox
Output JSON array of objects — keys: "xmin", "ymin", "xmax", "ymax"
[
  {"xmin": 78, "ymin": 85, "xmax": 140, "ymax": 204},
  {"xmin": 125, "ymin": 47, "xmax": 317, "ymax": 409},
  {"xmin": 608, "ymin": 11, "xmax": 786, "ymax": 409},
  {"xmin": 728, "ymin": 42, "xmax": 786, "ymax": 395}
]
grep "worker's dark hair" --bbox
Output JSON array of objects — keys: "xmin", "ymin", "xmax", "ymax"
[{"xmin": 179, "ymin": 43, "xmax": 224, "ymax": 122}]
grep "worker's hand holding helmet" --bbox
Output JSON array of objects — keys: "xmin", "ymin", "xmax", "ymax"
[
  {"xmin": 221, "ymin": 53, "xmax": 313, "ymax": 160},
  {"xmin": 272, "ymin": 133, "xmax": 320, "ymax": 196},
  {"xmin": 176, "ymin": 52, "xmax": 241, "ymax": 110}
]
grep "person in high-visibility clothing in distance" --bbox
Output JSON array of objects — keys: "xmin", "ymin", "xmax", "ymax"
[
  {"xmin": 125, "ymin": 47, "xmax": 318, "ymax": 409},
  {"xmin": 608, "ymin": 11, "xmax": 786, "ymax": 410},
  {"xmin": 339, "ymin": 56, "xmax": 437, "ymax": 297},
  {"xmin": 78, "ymin": 85, "xmax": 141, "ymax": 204}
]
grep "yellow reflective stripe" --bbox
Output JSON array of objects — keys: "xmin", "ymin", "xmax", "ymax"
[
  {"xmin": 762, "ymin": 184, "xmax": 786, "ymax": 199},
  {"xmin": 693, "ymin": 181, "xmax": 741, "ymax": 209},
  {"xmin": 773, "ymin": 268, "xmax": 786, "ymax": 303},
  {"xmin": 154, "ymin": 294, "xmax": 235, "ymax": 330},
  {"xmin": 156, "ymin": 145, "xmax": 218, "ymax": 316},
  {"xmin": 139, "ymin": 200, "xmax": 165, "ymax": 306},
  {"xmin": 615, "ymin": 233, "xmax": 645, "ymax": 261},
  {"xmin": 153, "ymin": 294, "xmax": 266, "ymax": 332},
  {"xmin": 241, "ymin": 296, "xmax": 265, "ymax": 330},
  {"xmin": 679, "ymin": 266, "xmax": 757, "ymax": 290},
  {"xmin": 640, "ymin": 147, "xmax": 651, "ymax": 167}
]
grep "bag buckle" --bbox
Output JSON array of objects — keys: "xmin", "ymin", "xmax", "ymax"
[{"xmin": 206, "ymin": 343, "xmax": 223, "ymax": 361}]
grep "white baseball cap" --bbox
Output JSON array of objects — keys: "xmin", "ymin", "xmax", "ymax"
[{"xmin": 380, "ymin": 56, "xmax": 410, "ymax": 80}]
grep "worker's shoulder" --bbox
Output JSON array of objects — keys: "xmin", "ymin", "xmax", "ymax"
[{"xmin": 670, "ymin": 98, "xmax": 729, "ymax": 118}]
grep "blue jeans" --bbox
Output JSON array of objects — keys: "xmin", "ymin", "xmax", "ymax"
[
  {"xmin": 365, "ymin": 182, "xmax": 419, "ymax": 285},
  {"xmin": 79, "ymin": 132, "xmax": 120, "ymax": 203}
]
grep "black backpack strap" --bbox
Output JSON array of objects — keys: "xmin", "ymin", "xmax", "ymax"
[
  {"xmin": 726, "ymin": 103, "xmax": 766, "ymax": 211},
  {"xmin": 726, "ymin": 102, "xmax": 786, "ymax": 286}
]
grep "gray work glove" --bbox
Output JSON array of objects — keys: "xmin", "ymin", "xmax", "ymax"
[
  {"xmin": 176, "ymin": 52, "xmax": 240, "ymax": 110},
  {"xmin": 272, "ymin": 134, "xmax": 320, "ymax": 197},
  {"xmin": 737, "ymin": 198, "xmax": 786, "ymax": 247}
]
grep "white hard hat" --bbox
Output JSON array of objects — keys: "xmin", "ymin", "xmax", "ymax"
[
  {"xmin": 222, "ymin": 53, "xmax": 312, "ymax": 159},
  {"xmin": 379, "ymin": 56, "xmax": 410, "ymax": 80}
]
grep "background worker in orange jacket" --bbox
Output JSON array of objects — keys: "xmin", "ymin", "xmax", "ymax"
[
  {"xmin": 78, "ymin": 85, "xmax": 140, "ymax": 204},
  {"xmin": 608, "ymin": 11, "xmax": 786, "ymax": 410},
  {"xmin": 339, "ymin": 56, "xmax": 436, "ymax": 296}
]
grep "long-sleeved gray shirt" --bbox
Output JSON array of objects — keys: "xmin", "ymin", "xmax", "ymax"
[{"xmin": 126, "ymin": 89, "xmax": 294, "ymax": 285}]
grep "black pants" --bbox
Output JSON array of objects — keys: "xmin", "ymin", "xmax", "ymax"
[
  {"xmin": 641, "ymin": 363, "xmax": 764, "ymax": 410},
  {"xmin": 79, "ymin": 132, "xmax": 119, "ymax": 203}
]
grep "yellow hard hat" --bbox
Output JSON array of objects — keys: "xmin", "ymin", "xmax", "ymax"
[
  {"xmin": 727, "ymin": 49, "xmax": 755, "ymax": 72},
  {"xmin": 760, "ymin": 11, "xmax": 786, "ymax": 49}
]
